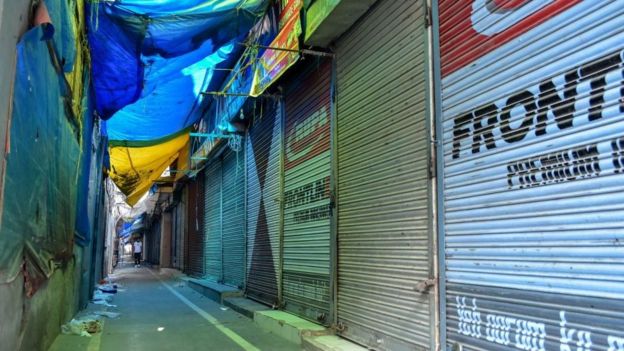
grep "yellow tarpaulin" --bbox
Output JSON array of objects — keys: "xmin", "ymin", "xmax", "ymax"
[
  {"xmin": 109, "ymin": 132, "xmax": 189, "ymax": 205},
  {"xmin": 65, "ymin": 0, "xmax": 87, "ymax": 121},
  {"xmin": 174, "ymin": 139, "xmax": 191, "ymax": 181}
]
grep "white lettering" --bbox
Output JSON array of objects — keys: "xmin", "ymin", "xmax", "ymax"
[
  {"xmin": 486, "ymin": 314, "xmax": 516, "ymax": 345},
  {"xmin": 560, "ymin": 311, "xmax": 592, "ymax": 351},
  {"xmin": 608, "ymin": 336, "xmax": 624, "ymax": 351},
  {"xmin": 457, "ymin": 296, "xmax": 482, "ymax": 339}
]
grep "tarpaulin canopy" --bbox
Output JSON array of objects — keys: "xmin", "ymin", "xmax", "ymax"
[
  {"xmin": 87, "ymin": 0, "xmax": 269, "ymax": 203},
  {"xmin": 88, "ymin": 0, "xmax": 267, "ymax": 128},
  {"xmin": 120, "ymin": 214, "xmax": 145, "ymax": 238},
  {"xmin": 104, "ymin": 41, "xmax": 234, "ymax": 141},
  {"xmin": 211, "ymin": 3, "xmax": 279, "ymax": 132},
  {"xmin": 108, "ymin": 132, "xmax": 189, "ymax": 206}
]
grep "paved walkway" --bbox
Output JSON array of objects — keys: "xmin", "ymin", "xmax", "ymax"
[{"xmin": 49, "ymin": 265, "xmax": 299, "ymax": 351}]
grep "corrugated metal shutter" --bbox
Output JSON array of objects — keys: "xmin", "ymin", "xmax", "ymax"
[
  {"xmin": 335, "ymin": 0, "xmax": 433, "ymax": 350},
  {"xmin": 246, "ymin": 100, "xmax": 282, "ymax": 306},
  {"xmin": 222, "ymin": 148, "xmax": 246, "ymax": 288},
  {"xmin": 204, "ymin": 160, "xmax": 223, "ymax": 282},
  {"xmin": 171, "ymin": 203, "xmax": 179, "ymax": 269},
  {"xmin": 283, "ymin": 59, "xmax": 332, "ymax": 324},
  {"xmin": 147, "ymin": 217, "xmax": 161, "ymax": 265},
  {"xmin": 437, "ymin": 2, "xmax": 624, "ymax": 350},
  {"xmin": 173, "ymin": 195, "xmax": 185, "ymax": 270},
  {"xmin": 185, "ymin": 173, "xmax": 205, "ymax": 277}
]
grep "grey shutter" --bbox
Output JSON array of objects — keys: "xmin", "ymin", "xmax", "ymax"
[
  {"xmin": 204, "ymin": 160, "xmax": 223, "ymax": 282},
  {"xmin": 222, "ymin": 148, "xmax": 246, "ymax": 288},
  {"xmin": 335, "ymin": 0, "xmax": 434, "ymax": 350}
]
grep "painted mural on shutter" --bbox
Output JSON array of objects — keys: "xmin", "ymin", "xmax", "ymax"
[
  {"xmin": 185, "ymin": 173, "xmax": 205, "ymax": 277},
  {"xmin": 283, "ymin": 59, "xmax": 332, "ymax": 324},
  {"xmin": 204, "ymin": 160, "xmax": 223, "ymax": 282},
  {"xmin": 335, "ymin": 0, "xmax": 433, "ymax": 350},
  {"xmin": 246, "ymin": 100, "xmax": 282, "ymax": 306},
  {"xmin": 222, "ymin": 148, "xmax": 246, "ymax": 288},
  {"xmin": 437, "ymin": 1, "xmax": 624, "ymax": 350}
]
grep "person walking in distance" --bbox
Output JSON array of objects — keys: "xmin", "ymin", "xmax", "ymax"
[{"xmin": 133, "ymin": 239, "xmax": 142, "ymax": 267}]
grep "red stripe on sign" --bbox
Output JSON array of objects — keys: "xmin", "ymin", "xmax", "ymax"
[
  {"xmin": 440, "ymin": 0, "xmax": 581, "ymax": 77},
  {"xmin": 492, "ymin": 0, "xmax": 529, "ymax": 11}
]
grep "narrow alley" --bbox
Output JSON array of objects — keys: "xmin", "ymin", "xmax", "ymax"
[
  {"xmin": 1, "ymin": 0, "xmax": 624, "ymax": 351},
  {"xmin": 50, "ymin": 261, "xmax": 300, "ymax": 351}
]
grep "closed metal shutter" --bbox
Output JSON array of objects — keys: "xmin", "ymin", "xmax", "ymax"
[
  {"xmin": 185, "ymin": 173, "xmax": 205, "ymax": 277},
  {"xmin": 171, "ymin": 205, "xmax": 178, "ymax": 268},
  {"xmin": 171, "ymin": 204, "xmax": 179, "ymax": 269},
  {"xmin": 246, "ymin": 100, "xmax": 283, "ymax": 306},
  {"xmin": 222, "ymin": 148, "xmax": 246, "ymax": 288},
  {"xmin": 437, "ymin": 2, "xmax": 624, "ymax": 350},
  {"xmin": 147, "ymin": 217, "xmax": 161, "ymax": 265},
  {"xmin": 204, "ymin": 160, "xmax": 223, "ymax": 282},
  {"xmin": 173, "ymin": 195, "xmax": 185, "ymax": 270},
  {"xmin": 283, "ymin": 59, "xmax": 332, "ymax": 324},
  {"xmin": 335, "ymin": 0, "xmax": 433, "ymax": 350}
]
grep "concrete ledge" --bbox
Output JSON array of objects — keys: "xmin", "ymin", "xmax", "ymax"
[
  {"xmin": 223, "ymin": 297, "xmax": 270, "ymax": 319},
  {"xmin": 254, "ymin": 310, "xmax": 330, "ymax": 345},
  {"xmin": 303, "ymin": 335, "xmax": 368, "ymax": 351},
  {"xmin": 183, "ymin": 278, "xmax": 242, "ymax": 304}
]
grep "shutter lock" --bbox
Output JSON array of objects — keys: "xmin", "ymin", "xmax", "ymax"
[{"xmin": 414, "ymin": 278, "xmax": 436, "ymax": 293}]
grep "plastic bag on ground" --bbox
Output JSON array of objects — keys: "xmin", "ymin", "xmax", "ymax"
[
  {"xmin": 61, "ymin": 316, "xmax": 103, "ymax": 337},
  {"xmin": 93, "ymin": 311, "xmax": 121, "ymax": 319},
  {"xmin": 92, "ymin": 290, "xmax": 116, "ymax": 307},
  {"xmin": 97, "ymin": 284, "xmax": 118, "ymax": 294},
  {"xmin": 93, "ymin": 290, "xmax": 114, "ymax": 302}
]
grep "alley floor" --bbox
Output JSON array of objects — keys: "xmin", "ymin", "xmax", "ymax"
[{"xmin": 49, "ymin": 263, "xmax": 300, "ymax": 351}]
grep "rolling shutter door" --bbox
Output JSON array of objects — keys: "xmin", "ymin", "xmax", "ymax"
[
  {"xmin": 185, "ymin": 172, "xmax": 205, "ymax": 277},
  {"xmin": 222, "ymin": 148, "xmax": 246, "ymax": 288},
  {"xmin": 171, "ymin": 203, "xmax": 180, "ymax": 269},
  {"xmin": 437, "ymin": 2, "xmax": 624, "ymax": 350},
  {"xmin": 148, "ymin": 218, "xmax": 161, "ymax": 265},
  {"xmin": 246, "ymin": 100, "xmax": 282, "ymax": 306},
  {"xmin": 204, "ymin": 160, "xmax": 223, "ymax": 282},
  {"xmin": 335, "ymin": 0, "xmax": 433, "ymax": 350},
  {"xmin": 283, "ymin": 59, "xmax": 332, "ymax": 324},
  {"xmin": 174, "ymin": 194, "xmax": 185, "ymax": 270},
  {"xmin": 171, "ymin": 205, "xmax": 178, "ymax": 268}
]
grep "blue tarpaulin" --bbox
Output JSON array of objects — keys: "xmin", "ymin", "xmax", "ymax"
[
  {"xmin": 105, "ymin": 41, "xmax": 235, "ymax": 141},
  {"xmin": 0, "ymin": 25, "xmax": 82, "ymax": 282},
  {"xmin": 120, "ymin": 214, "xmax": 145, "ymax": 238},
  {"xmin": 87, "ymin": 0, "xmax": 268, "ymax": 141},
  {"xmin": 212, "ymin": 3, "xmax": 278, "ymax": 132},
  {"xmin": 86, "ymin": 0, "xmax": 285, "ymax": 203}
]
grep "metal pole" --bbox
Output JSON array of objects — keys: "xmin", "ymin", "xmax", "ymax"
[
  {"xmin": 200, "ymin": 91, "xmax": 283, "ymax": 99},
  {"xmin": 237, "ymin": 42, "xmax": 335, "ymax": 58},
  {"xmin": 329, "ymin": 56, "xmax": 339, "ymax": 328},
  {"xmin": 431, "ymin": 0, "xmax": 447, "ymax": 349}
]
